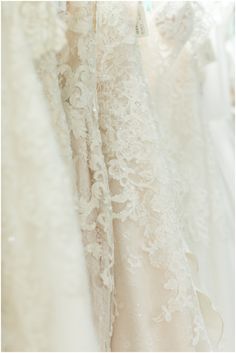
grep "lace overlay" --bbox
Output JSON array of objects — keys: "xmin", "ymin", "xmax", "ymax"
[
  {"xmin": 138, "ymin": 1, "xmax": 225, "ymax": 246},
  {"xmin": 153, "ymin": 1, "xmax": 212, "ymax": 72},
  {"xmin": 2, "ymin": 2, "xmax": 226, "ymax": 351},
  {"xmin": 95, "ymin": 2, "xmax": 217, "ymax": 351},
  {"xmin": 58, "ymin": 3, "xmax": 114, "ymax": 350},
  {"xmin": 139, "ymin": 1, "xmax": 225, "ymax": 349}
]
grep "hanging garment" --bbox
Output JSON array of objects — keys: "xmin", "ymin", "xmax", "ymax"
[
  {"xmin": 2, "ymin": 2, "xmax": 98, "ymax": 351},
  {"xmin": 2, "ymin": 1, "xmax": 234, "ymax": 352},
  {"xmin": 58, "ymin": 2, "xmax": 223, "ymax": 351},
  {"xmin": 58, "ymin": 3, "xmax": 115, "ymax": 350},
  {"xmin": 200, "ymin": 4, "xmax": 235, "ymax": 350},
  {"xmin": 138, "ymin": 1, "xmax": 234, "ymax": 351},
  {"xmin": 96, "ymin": 2, "xmax": 222, "ymax": 351}
]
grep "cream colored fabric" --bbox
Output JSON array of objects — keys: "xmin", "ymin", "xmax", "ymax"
[
  {"xmin": 138, "ymin": 2, "xmax": 233, "ymax": 351},
  {"xmin": 58, "ymin": 2, "xmax": 223, "ymax": 351},
  {"xmin": 57, "ymin": 3, "xmax": 115, "ymax": 350},
  {"xmin": 2, "ymin": 1, "xmax": 233, "ymax": 352},
  {"xmin": 2, "ymin": 2, "xmax": 98, "ymax": 351}
]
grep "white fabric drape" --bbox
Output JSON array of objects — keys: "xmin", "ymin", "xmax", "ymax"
[
  {"xmin": 2, "ymin": 2, "xmax": 98, "ymax": 351},
  {"xmin": 2, "ymin": 1, "xmax": 234, "ymax": 352}
]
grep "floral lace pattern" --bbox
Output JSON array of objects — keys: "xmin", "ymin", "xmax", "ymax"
[
  {"xmin": 95, "ymin": 2, "xmax": 216, "ymax": 351},
  {"xmin": 139, "ymin": 1, "xmax": 223, "ymax": 245},
  {"xmin": 152, "ymin": 1, "xmax": 212, "ymax": 73},
  {"xmin": 2, "ymin": 1, "xmax": 225, "ymax": 351},
  {"xmin": 58, "ymin": 3, "xmax": 115, "ymax": 350},
  {"xmin": 139, "ymin": 0, "xmax": 225, "ymax": 348}
]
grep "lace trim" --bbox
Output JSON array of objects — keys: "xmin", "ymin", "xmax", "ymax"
[
  {"xmin": 58, "ymin": 3, "xmax": 115, "ymax": 350},
  {"xmin": 96, "ymin": 2, "xmax": 216, "ymax": 350}
]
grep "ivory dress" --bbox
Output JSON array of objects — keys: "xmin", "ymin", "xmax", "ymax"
[
  {"xmin": 138, "ymin": 2, "xmax": 234, "ymax": 350},
  {"xmin": 58, "ymin": 2, "xmax": 223, "ymax": 351},
  {"xmin": 2, "ymin": 1, "xmax": 232, "ymax": 352},
  {"xmin": 2, "ymin": 2, "xmax": 98, "ymax": 351}
]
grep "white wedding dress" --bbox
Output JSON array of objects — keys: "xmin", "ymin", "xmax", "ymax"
[
  {"xmin": 138, "ymin": 2, "xmax": 234, "ymax": 351},
  {"xmin": 2, "ymin": 2, "xmax": 98, "ymax": 351},
  {"xmin": 201, "ymin": 4, "xmax": 235, "ymax": 350},
  {"xmin": 58, "ymin": 2, "xmax": 222, "ymax": 351},
  {"xmin": 2, "ymin": 1, "xmax": 233, "ymax": 352}
]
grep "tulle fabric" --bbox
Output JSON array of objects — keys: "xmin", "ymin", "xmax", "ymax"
[{"xmin": 2, "ymin": 2, "xmax": 98, "ymax": 351}]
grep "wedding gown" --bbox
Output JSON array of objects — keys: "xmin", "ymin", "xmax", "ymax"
[
  {"xmin": 2, "ymin": 1, "xmax": 233, "ymax": 352},
  {"xmin": 138, "ymin": 2, "xmax": 234, "ymax": 351},
  {"xmin": 2, "ymin": 2, "xmax": 98, "ymax": 351},
  {"xmin": 58, "ymin": 3, "xmax": 115, "ymax": 349},
  {"xmin": 58, "ymin": 2, "xmax": 222, "ymax": 351},
  {"xmin": 201, "ymin": 4, "xmax": 235, "ymax": 350}
]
